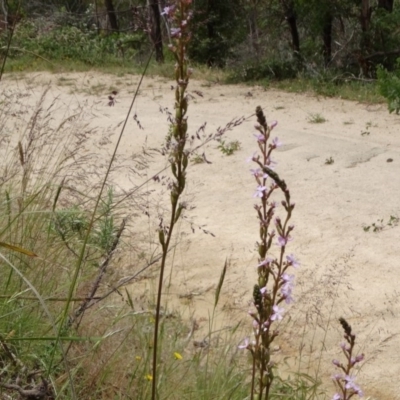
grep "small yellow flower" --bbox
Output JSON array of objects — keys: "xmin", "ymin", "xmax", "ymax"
[
  {"xmin": 145, "ymin": 374, "xmax": 153, "ymax": 381},
  {"xmin": 135, "ymin": 356, "xmax": 142, "ymax": 361},
  {"xmin": 174, "ymin": 352, "xmax": 183, "ymax": 360}
]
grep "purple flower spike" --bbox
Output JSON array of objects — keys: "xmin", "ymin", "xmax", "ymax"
[
  {"xmin": 286, "ymin": 253, "xmax": 300, "ymax": 268},
  {"xmin": 254, "ymin": 133, "xmax": 266, "ymax": 143},
  {"xmin": 265, "ymin": 157, "xmax": 277, "ymax": 169},
  {"xmin": 161, "ymin": 5, "xmax": 176, "ymax": 17},
  {"xmin": 277, "ymin": 235, "xmax": 292, "ymax": 247},
  {"xmin": 344, "ymin": 375, "xmax": 357, "ymax": 390},
  {"xmin": 272, "ymin": 137, "xmax": 282, "ymax": 148},
  {"xmin": 270, "ymin": 305, "xmax": 284, "ymax": 321},
  {"xmin": 344, "ymin": 375, "xmax": 364, "ymax": 396},
  {"xmin": 170, "ymin": 27, "xmax": 182, "ymax": 38},
  {"xmin": 246, "ymin": 152, "xmax": 258, "ymax": 163},
  {"xmin": 332, "ymin": 394, "xmax": 342, "ymax": 400},
  {"xmin": 281, "ymin": 274, "xmax": 295, "ymax": 304},
  {"xmin": 260, "ymin": 286, "xmax": 268, "ymax": 295},
  {"xmin": 350, "ymin": 356, "xmax": 362, "ymax": 366},
  {"xmin": 238, "ymin": 337, "xmax": 249, "ymax": 350},
  {"xmin": 254, "ymin": 185, "xmax": 267, "ymax": 198},
  {"xmin": 281, "ymin": 273, "xmax": 294, "ymax": 284},
  {"xmin": 270, "ymin": 120, "xmax": 278, "ymax": 129},
  {"xmin": 250, "ymin": 168, "xmax": 268, "ymax": 179},
  {"xmin": 257, "ymin": 257, "xmax": 273, "ymax": 269}
]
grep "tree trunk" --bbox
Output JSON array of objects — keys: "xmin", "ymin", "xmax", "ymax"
[
  {"xmin": 358, "ymin": 0, "xmax": 372, "ymax": 76},
  {"xmin": 378, "ymin": 0, "xmax": 394, "ymax": 12},
  {"xmin": 148, "ymin": 0, "xmax": 164, "ymax": 63},
  {"xmin": 359, "ymin": 0, "xmax": 372, "ymax": 53},
  {"xmin": 322, "ymin": 12, "xmax": 333, "ymax": 67},
  {"xmin": 359, "ymin": 0, "xmax": 371, "ymax": 35},
  {"xmin": 281, "ymin": 0, "xmax": 300, "ymax": 57},
  {"xmin": 104, "ymin": 0, "xmax": 119, "ymax": 33},
  {"xmin": 248, "ymin": 1, "xmax": 260, "ymax": 58}
]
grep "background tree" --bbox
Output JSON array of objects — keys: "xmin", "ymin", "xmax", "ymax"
[
  {"xmin": 190, "ymin": 0, "xmax": 245, "ymax": 67},
  {"xmin": 281, "ymin": 0, "xmax": 300, "ymax": 58},
  {"xmin": 148, "ymin": 0, "xmax": 164, "ymax": 63},
  {"xmin": 104, "ymin": 0, "xmax": 119, "ymax": 32}
]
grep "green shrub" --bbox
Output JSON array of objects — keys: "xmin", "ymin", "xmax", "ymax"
[
  {"xmin": 377, "ymin": 60, "xmax": 400, "ymax": 114},
  {"xmin": 4, "ymin": 20, "xmax": 146, "ymax": 66},
  {"xmin": 189, "ymin": 0, "xmax": 245, "ymax": 67},
  {"xmin": 228, "ymin": 59, "xmax": 299, "ymax": 83}
]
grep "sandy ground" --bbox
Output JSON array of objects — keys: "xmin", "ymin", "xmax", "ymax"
[{"xmin": 2, "ymin": 70, "xmax": 400, "ymax": 399}]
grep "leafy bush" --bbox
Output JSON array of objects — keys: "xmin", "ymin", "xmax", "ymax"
[
  {"xmin": 4, "ymin": 20, "xmax": 146, "ymax": 66},
  {"xmin": 228, "ymin": 59, "xmax": 299, "ymax": 82},
  {"xmin": 377, "ymin": 60, "xmax": 400, "ymax": 114},
  {"xmin": 189, "ymin": 0, "xmax": 245, "ymax": 67}
]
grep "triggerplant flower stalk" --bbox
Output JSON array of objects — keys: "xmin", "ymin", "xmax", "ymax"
[
  {"xmin": 240, "ymin": 106, "xmax": 298, "ymax": 400},
  {"xmin": 331, "ymin": 318, "xmax": 364, "ymax": 399}
]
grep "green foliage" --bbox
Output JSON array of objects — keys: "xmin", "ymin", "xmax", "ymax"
[
  {"xmin": 366, "ymin": 7, "xmax": 400, "ymax": 69},
  {"xmin": 94, "ymin": 187, "xmax": 117, "ymax": 254},
  {"xmin": 189, "ymin": 0, "xmax": 245, "ymax": 67},
  {"xmin": 271, "ymin": 372, "xmax": 324, "ymax": 399},
  {"xmin": 52, "ymin": 187, "xmax": 117, "ymax": 254},
  {"xmin": 217, "ymin": 140, "xmax": 241, "ymax": 156},
  {"xmin": 308, "ymin": 113, "xmax": 327, "ymax": 123},
  {"xmin": 377, "ymin": 61, "xmax": 400, "ymax": 114},
  {"xmin": 228, "ymin": 59, "xmax": 299, "ymax": 83},
  {"xmin": 191, "ymin": 153, "xmax": 206, "ymax": 164},
  {"xmin": 5, "ymin": 20, "xmax": 146, "ymax": 67},
  {"xmin": 363, "ymin": 215, "xmax": 399, "ymax": 232}
]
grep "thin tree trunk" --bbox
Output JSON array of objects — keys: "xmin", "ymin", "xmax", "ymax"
[
  {"xmin": 358, "ymin": 0, "xmax": 372, "ymax": 75},
  {"xmin": 322, "ymin": 12, "xmax": 333, "ymax": 67},
  {"xmin": 247, "ymin": 0, "xmax": 260, "ymax": 57},
  {"xmin": 104, "ymin": 0, "xmax": 119, "ymax": 33},
  {"xmin": 359, "ymin": 0, "xmax": 371, "ymax": 35},
  {"xmin": 148, "ymin": 0, "xmax": 164, "ymax": 63},
  {"xmin": 281, "ymin": 0, "xmax": 300, "ymax": 57}
]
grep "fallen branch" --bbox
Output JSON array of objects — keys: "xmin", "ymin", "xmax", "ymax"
[
  {"xmin": 68, "ymin": 218, "xmax": 127, "ymax": 329},
  {"xmin": 0, "ymin": 378, "xmax": 48, "ymax": 400}
]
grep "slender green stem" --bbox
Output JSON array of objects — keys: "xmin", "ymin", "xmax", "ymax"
[
  {"xmin": 150, "ymin": 2, "xmax": 191, "ymax": 398},
  {"xmin": 151, "ymin": 204, "xmax": 178, "ymax": 398}
]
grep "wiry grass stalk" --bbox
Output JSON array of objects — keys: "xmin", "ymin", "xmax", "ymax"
[
  {"xmin": 151, "ymin": 2, "xmax": 193, "ymax": 398},
  {"xmin": 47, "ymin": 50, "xmax": 154, "ymax": 380},
  {"xmin": 205, "ymin": 259, "xmax": 228, "ymax": 379}
]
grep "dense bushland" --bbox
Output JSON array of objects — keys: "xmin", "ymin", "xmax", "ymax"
[{"xmin": 2, "ymin": 1, "xmax": 400, "ymax": 109}]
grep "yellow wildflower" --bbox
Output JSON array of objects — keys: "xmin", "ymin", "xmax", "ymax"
[{"xmin": 174, "ymin": 352, "xmax": 183, "ymax": 360}]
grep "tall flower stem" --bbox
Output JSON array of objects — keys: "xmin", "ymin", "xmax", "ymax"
[
  {"xmin": 331, "ymin": 318, "xmax": 364, "ymax": 400},
  {"xmin": 151, "ymin": 2, "xmax": 192, "ymax": 399},
  {"xmin": 240, "ymin": 107, "xmax": 298, "ymax": 399}
]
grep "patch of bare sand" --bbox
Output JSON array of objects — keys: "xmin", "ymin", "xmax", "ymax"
[{"xmin": 3, "ymin": 71, "xmax": 400, "ymax": 399}]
